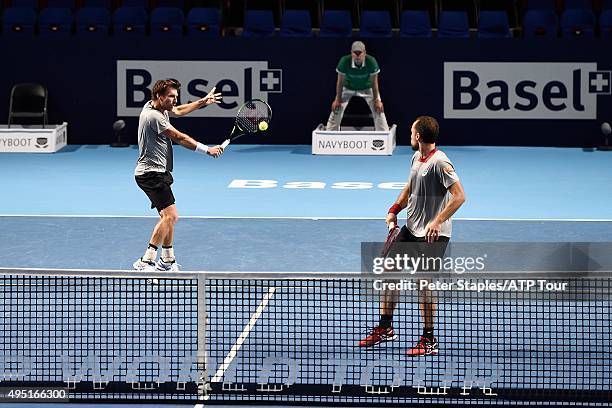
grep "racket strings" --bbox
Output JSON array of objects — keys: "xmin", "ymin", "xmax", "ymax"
[{"xmin": 235, "ymin": 101, "xmax": 271, "ymax": 133}]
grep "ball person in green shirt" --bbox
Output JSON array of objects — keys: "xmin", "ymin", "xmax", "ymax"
[{"xmin": 325, "ymin": 41, "xmax": 389, "ymax": 131}]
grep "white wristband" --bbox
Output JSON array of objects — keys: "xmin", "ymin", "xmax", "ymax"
[{"xmin": 195, "ymin": 142, "xmax": 209, "ymax": 154}]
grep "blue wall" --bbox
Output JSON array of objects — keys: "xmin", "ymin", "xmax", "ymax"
[{"xmin": 2, "ymin": 37, "xmax": 611, "ymax": 147}]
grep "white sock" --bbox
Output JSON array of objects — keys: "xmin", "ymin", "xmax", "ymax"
[
  {"xmin": 143, "ymin": 244, "xmax": 157, "ymax": 262},
  {"xmin": 162, "ymin": 246, "xmax": 175, "ymax": 263}
]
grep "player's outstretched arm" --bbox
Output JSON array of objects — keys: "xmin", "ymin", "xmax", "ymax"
[
  {"xmin": 171, "ymin": 87, "xmax": 222, "ymax": 117},
  {"xmin": 162, "ymin": 127, "xmax": 224, "ymax": 158}
]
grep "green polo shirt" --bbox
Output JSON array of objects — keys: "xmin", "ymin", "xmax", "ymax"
[{"xmin": 336, "ymin": 54, "xmax": 380, "ymax": 91}]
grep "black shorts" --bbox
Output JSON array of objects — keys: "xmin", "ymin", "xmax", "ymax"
[
  {"xmin": 389, "ymin": 226, "xmax": 450, "ymax": 272},
  {"xmin": 135, "ymin": 171, "xmax": 175, "ymax": 211}
]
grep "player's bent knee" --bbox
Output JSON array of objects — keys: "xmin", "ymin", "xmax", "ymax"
[{"xmin": 160, "ymin": 205, "xmax": 178, "ymax": 224}]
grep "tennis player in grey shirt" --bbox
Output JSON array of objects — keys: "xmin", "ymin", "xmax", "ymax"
[
  {"xmin": 360, "ymin": 116, "xmax": 466, "ymax": 356},
  {"xmin": 133, "ymin": 79, "xmax": 224, "ymax": 272}
]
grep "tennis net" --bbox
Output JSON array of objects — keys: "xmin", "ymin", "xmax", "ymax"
[{"xmin": 0, "ymin": 268, "xmax": 610, "ymax": 406}]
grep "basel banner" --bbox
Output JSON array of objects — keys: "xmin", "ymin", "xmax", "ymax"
[{"xmin": 1, "ymin": 37, "xmax": 611, "ymax": 147}]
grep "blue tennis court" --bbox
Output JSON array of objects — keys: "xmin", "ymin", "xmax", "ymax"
[{"xmin": 1, "ymin": 145, "xmax": 611, "ymax": 407}]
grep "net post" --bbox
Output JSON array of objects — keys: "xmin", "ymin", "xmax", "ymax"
[{"xmin": 197, "ymin": 273, "xmax": 210, "ymax": 398}]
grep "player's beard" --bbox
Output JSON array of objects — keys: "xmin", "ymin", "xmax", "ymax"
[{"xmin": 411, "ymin": 140, "xmax": 419, "ymax": 151}]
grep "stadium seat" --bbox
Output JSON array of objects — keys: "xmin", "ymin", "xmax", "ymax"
[
  {"xmin": 186, "ymin": 7, "xmax": 220, "ymax": 36},
  {"xmin": 242, "ymin": 9, "xmax": 275, "ymax": 36},
  {"xmin": 401, "ymin": 0, "xmax": 437, "ymax": 27},
  {"xmin": 245, "ymin": 0, "xmax": 282, "ymax": 27},
  {"xmin": 560, "ymin": 9, "xmax": 595, "ymax": 36},
  {"xmin": 600, "ymin": 9, "xmax": 612, "ymax": 37},
  {"xmin": 284, "ymin": 0, "xmax": 320, "ymax": 27},
  {"xmin": 359, "ymin": 10, "xmax": 392, "ymax": 37},
  {"xmin": 8, "ymin": 83, "xmax": 48, "ymax": 128},
  {"xmin": 480, "ymin": 0, "xmax": 518, "ymax": 28},
  {"xmin": 361, "ymin": 0, "xmax": 399, "ymax": 28},
  {"xmin": 279, "ymin": 9, "xmax": 312, "ymax": 36},
  {"xmin": 399, "ymin": 9, "xmax": 431, "ymax": 37},
  {"xmin": 439, "ymin": 0, "xmax": 478, "ymax": 28},
  {"xmin": 478, "ymin": 10, "xmax": 512, "ymax": 38},
  {"xmin": 2, "ymin": 7, "xmax": 36, "ymax": 36},
  {"xmin": 39, "ymin": 7, "xmax": 73, "ymax": 37},
  {"xmin": 438, "ymin": 10, "xmax": 470, "ymax": 38},
  {"xmin": 76, "ymin": 6, "xmax": 110, "ymax": 36},
  {"xmin": 113, "ymin": 6, "xmax": 147, "ymax": 37},
  {"xmin": 83, "ymin": 0, "xmax": 112, "ymax": 8},
  {"xmin": 523, "ymin": 9, "xmax": 558, "ymax": 37},
  {"xmin": 150, "ymin": 6, "xmax": 184, "ymax": 37},
  {"xmin": 319, "ymin": 9, "xmax": 352, "ymax": 37},
  {"xmin": 322, "ymin": 0, "xmax": 359, "ymax": 27},
  {"xmin": 10, "ymin": 0, "xmax": 38, "ymax": 8}
]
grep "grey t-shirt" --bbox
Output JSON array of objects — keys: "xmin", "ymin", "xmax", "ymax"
[
  {"xmin": 134, "ymin": 101, "xmax": 173, "ymax": 176},
  {"xmin": 405, "ymin": 149, "xmax": 460, "ymax": 238}
]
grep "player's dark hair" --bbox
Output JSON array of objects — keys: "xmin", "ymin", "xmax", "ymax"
[
  {"xmin": 415, "ymin": 116, "xmax": 439, "ymax": 143},
  {"xmin": 151, "ymin": 79, "xmax": 181, "ymax": 100}
]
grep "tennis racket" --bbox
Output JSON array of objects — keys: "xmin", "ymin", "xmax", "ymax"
[
  {"xmin": 220, "ymin": 99, "xmax": 272, "ymax": 149},
  {"xmin": 381, "ymin": 222, "xmax": 401, "ymax": 257}
]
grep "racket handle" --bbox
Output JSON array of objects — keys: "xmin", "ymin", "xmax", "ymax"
[
  {"xmin": 221, "ymin": 139, "xmax": 230, "ymax": 149},
  {"xmin": 388, "ymin": 222, "xmax": 396, "ymax": 231}
]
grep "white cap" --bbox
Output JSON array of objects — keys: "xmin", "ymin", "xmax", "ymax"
[{"xmin": 351, "ymin": 41, "xmax": 365, "ymax": 53}]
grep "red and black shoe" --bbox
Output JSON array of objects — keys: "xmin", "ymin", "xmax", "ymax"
[
  {"xmin": 406, "ymin": 336, "xmax": 439, "ymax": 356},
  {"xmin": 358, "ymin": 326, "xmax": 397, "ymax": 347}
]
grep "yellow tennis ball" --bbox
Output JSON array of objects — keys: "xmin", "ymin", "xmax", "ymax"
[{"xmin": 258, "ymin": 121, "xmax": 268, "ymax": 131}]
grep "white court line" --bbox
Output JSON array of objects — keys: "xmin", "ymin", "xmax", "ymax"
[
  {"xmin": 195, "ymin": 286, "xmax": 276, "ymax": 405},
  {"xmin": 1, "ymin": 214, "xmax": 612, "ymax": 222}
]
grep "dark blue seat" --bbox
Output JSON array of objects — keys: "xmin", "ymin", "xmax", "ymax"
[
  {"xmin": 523, "ymin": 9, "xmax": 558, "ymax": 37},
  {"xmin": 359, "ymin": 10, "xmax": 392, "ymax": 37},
  {"xmin": 113, "ymin": 6, "xmax": 147, "ymax": 37},
  {"xmin": 242, "ymin": 9, "xmax": 275, "ymax": 36},
  {"xmin": 319, "ymin": 10, "xmax": 352, "ymax": 37},
  {"xmin": 399, "ymin": 10, "xmax": 431, "ymax": 37},
  {"xmin": 186, "ymin": 7, "xmax": 221, "ymax": 36},
  {"xmin": 478, "ymin": 10, "xmax": 511, "ymax": 38},
  {"xmin": 39, "ymin": 7, "xmax": 73, "ymax": 37},
  {"xmin": 560, "ymin": 9, "xmax": 595, "ymax": 36},
  {"xmin": 601, "ymin": 9, "xmax": 612, "ymax": 38},
  {"xmin": 76, "ymin": 6, "xmax": 110, "ymax": 36},
  {"xmin": 150, "ymin": 6, "xmax": 185, "ymax": 37},
  {"xmin": 438, "ymin": 10, "xmax": 469, "ymax": 38},
  {"xmin": 280, "ymin": 9, "xmax": 312, "ymax": 36},
  {"xmin": 2, "ymin": 7, "xmax": 36, "ymax": 36}
]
